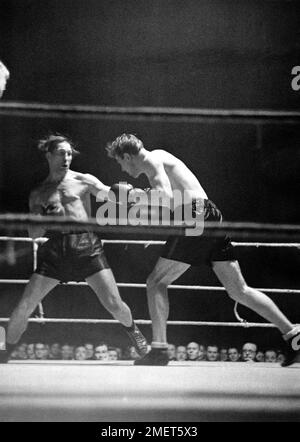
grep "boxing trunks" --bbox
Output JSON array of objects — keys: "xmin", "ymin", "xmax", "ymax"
[
  {"xmin": 35, "ymin": 232, "xmax": 109, "ymax": 282},
  {"xmin": 161, "ymin": 199, "xmax": 236, "ymax": 266}
]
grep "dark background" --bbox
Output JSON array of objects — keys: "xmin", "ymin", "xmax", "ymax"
[{"xmin": 0, "ymin": 0, "xmax": 299, "ymax": 352}]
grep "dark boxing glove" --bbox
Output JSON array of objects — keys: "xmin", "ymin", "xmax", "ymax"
[{"xmin": 109, "ymin": 183, "xmax": 134, "ymax": 206}]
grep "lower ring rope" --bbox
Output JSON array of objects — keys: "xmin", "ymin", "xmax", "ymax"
[
  {"xmin": 0, "ymin": 317, "xmax": 296, "ymax": 328},
  {"xmin": 0, "ymin": 279, "xmax": 299, "ymax": 294}
]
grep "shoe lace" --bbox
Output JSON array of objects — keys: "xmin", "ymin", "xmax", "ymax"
[{"xmin": 130, "ymin": 327, "xmax": 146, "ymax": 347}]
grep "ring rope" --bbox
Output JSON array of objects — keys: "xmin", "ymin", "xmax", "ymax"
[
  {"xmin": 1, "ymin": 236, "xmax": 300, "ymax": 248},
  {"xmin": 0, "ymin": 279, "xmax": 299, "ymax": 294},
  {"xmin": 0, "ymin": 317, "xmax": 297, "ymax": 328},
  {"xmin": 1, "ymin": 101, "xmax": 300, "ymax": 124},
  {"xmin": 1, "ymin": 229, "xmax": 299, "ymax": 329},
  {"xmin": 1, "ymin": 215, "xmax": 300, "ymax": 240}
]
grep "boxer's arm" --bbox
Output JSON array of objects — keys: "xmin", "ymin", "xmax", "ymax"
[
  {"xmin": 28, "ymin": 191, "xmax": 46, "ymax": 239},
  {"xmin": 83, "ymin": 174, "xmax": 110, "ymax": 200}
]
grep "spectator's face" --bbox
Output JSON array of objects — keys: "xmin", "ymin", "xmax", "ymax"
[
  {"xmin": 167, "ymin": 344, "xmax": 176, "ymax": 360},
  {"xmin": 27, "ymin": 344, "xmax": 35, "ymax": 359},
  {"xmin": 187, "ymin": 342, "xmax": 200, "ymax": 360},
  {"xmin": 16, "ymin": 344, "xmax": 28, "ymax": 360},
  {"xmin": 265, "ymin": 351, "xmax": 277, "ymax": 363},
  {"xmin": 228, "ymin": 348, "xmax": 240, "ymax": 362},
  {"xmin": 61, "ymin": 345, "xmax": 74, "ymax": 360},
  {"xmin": 10, "ymin": 349, "xmax": 19, "ymax": 360},
  {"xmin": 220, "ymin": 349, "xmax": 228, "ymax": 361},
  {"xmin": 198, "ymin": 345, "xmax": 206, "ymax": 361},
  {"xmin": 94, "ymin": 345, "xmax": 109, "ymax": 360},
  {"xmin": 75, "ymin": 346, "xmax": 87, "ymax": 361},
  {"xmin": 115, "ymin": 347, "xmax": 123, "ymax": 360},
  {"xmin": 108, "ymin": 350, "xmax": 118, "ymax": 361},
  {"xmin": 207, "ymin": 346, "xmax": 219, "ymax": 361},
  {"xmin": 84, "ymin": 344, "xmax": 94, "ymax": 359},
  {"xmin": 277, "ymin": 353, "xmax": 286, "ymax": 364},
  {"xmin": 242, "ymin": 343, "xmax": 257, "ymax": 362},
  {"xmin": 35, "ymin": 343, "xmax": 48, "ymax": 360},
  {"xmin": 176, "ymin": 346, "xmax": 187, "ymax": 361},
  {"xmin": 255, "ymin": 351, "xmax": 265, "ymax": 362},
  {"xmin": 50, "ymin": 343, "xmax": 61, "ymax": 358}
]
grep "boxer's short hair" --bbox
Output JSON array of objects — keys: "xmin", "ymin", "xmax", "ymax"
[{"xmin": 106, "ymin": 133, "xmax": 143, "ymax": 159}]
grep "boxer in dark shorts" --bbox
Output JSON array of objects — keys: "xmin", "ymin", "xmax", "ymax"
[
  {"xmin": 36, "ymin": 231, "xmax": 110, "ymax": 283},
  {"xmin": 162, "ymin": 199, "xmax": 236, "ymax": 266},
  {"xmin": 0, "ymin": 134, "xmax": 148, "ymax": 363},
  {"xmin": 107, "ymin": 134, "xmax": 300, "ymax": 366}
]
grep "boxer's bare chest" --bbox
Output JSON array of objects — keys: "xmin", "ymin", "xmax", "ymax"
[{"xmin": 37, "ymin": 177, "xmax": 88, "ymax": 207}]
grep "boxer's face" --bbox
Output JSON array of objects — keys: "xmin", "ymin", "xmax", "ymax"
[
  {"xmin": 47, "ymin": 142, "xmax": 73, "ymax": 172},
  {"xmin": 116, "ymin": 154, "xmax": 140, "ymax": 178}
]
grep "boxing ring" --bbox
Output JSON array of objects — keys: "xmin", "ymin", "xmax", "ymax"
[
  {"xmin": 0, "ymin": 102, "xmax": 300, "ymax": 421},
  {"xmin": 0, "ymin": 218, "xmax": 300, "ymax": 422}
]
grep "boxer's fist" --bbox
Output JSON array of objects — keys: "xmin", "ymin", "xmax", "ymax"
[{"xmin": 109, "ymin": 183, "xmax": 134, "ymax": 206}]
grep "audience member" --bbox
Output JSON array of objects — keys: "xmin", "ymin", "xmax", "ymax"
[
  {"xmin": 176, "ymin": 345, "xmax": 187, "ymax": 361},
  {"xmin": 94, "ymin": 343, "xmax": 109, "ymax": 361},
  {"xmin": 167, "ymin": 344, "xmax": 176, "ymax": 361},
  {"xmin": 108, "ymin": 347, "xmax": 119, "ymax": 361},
  {"xmin": 220, "ymin": 348, "xmax": 228, "ymax": 361},
  {"xmin": 61, "ymin": 344, "xmax": 74, "ymax": 360},
  {"xmin": 264, "ymin": 349, "xmax": 277, "ymax": 363},
  {"xmin": 187, "ymin": 342, "xmax": 201, "ymax": 361},
  {"xmin": 49, "ymin": 343, "xmax": 61, "ymax": 360},
  {"xmin": 74, "ymin": 345, "xmax": 88, "ymax": 361},
  {"xmin": 206, "ymin": 345, "xmax": 220, "ymax": 362},
  {"xmin": 35, "ymin": 343, "xmax": 49, "ymax": 360},
  {"xmin": 228, "ymin": 347, "xmax": 241, "ymax": 362},
  {"xmin": 242, "ymin": 343, "xmax": 257, "ymax": 362},
  {"xmin": 255, "ymin": 350, "xmax": 265, "ymax": 362},
  {"xmin": 84, "ymin": 343, "xmax": 94, "ymax": 360}
]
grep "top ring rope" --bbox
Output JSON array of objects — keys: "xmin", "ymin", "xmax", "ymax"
[
  {"xmin": 0, "ymin": 237, "xmax": 300, "ymax": 249},
  {"xmin": 1, "ymin": 102, "xmax": 300, "ymax": 124},
  {"xmin": 0, "ymin": 214, "xmax": 300, "ymax": 241}
]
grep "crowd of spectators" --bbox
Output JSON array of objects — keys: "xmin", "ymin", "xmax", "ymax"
[{"xmin": 8, "ymin": 341, "xmax": 287, "ymax": 364}]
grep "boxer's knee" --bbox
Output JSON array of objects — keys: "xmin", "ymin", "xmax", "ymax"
[
  {"xmin": 147, "ymin": 272, "xmax": 167, "ymax": 292},
  {"xmin": 226, "ymin": 282, "xmax": 249, "ymax": 303}
]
